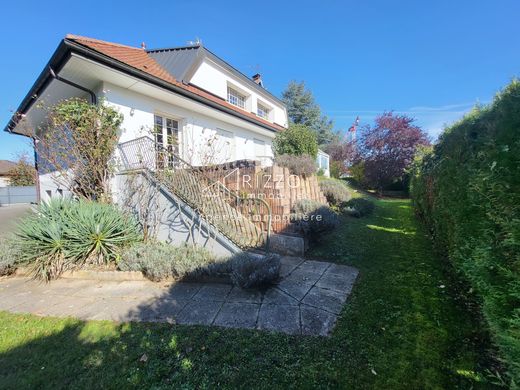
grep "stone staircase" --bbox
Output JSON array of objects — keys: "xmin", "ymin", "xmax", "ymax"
[{"xmin": 117, "ymin": 136, "xmax": 270, "ymax": 251}]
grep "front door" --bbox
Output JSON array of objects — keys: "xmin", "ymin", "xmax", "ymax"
[{"xmin": 154, "ymin": 114, "xmax": 179, "ymax": 168}]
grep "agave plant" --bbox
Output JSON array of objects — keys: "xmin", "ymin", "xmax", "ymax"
[
  {"xmin": 16, "ymin": 198, "xmax": 142, "ymax": 281},
  {"xmin": 16, "ymin": 206, "xmax": 72, "ymax": 280},
  {"xmin": 65, "ymin": 201, "xmax": 142, "ymax": 265}
]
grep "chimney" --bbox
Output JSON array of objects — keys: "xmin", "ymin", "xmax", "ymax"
[
  {"xmin": 252, "ymin": 73, "xmax": 263, "ymax": 87},
  {"xmin": 141, "ymin": 42, "xmax": 146, "ymax": 50}
]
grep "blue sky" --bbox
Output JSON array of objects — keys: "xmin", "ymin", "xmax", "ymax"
[{"xmin": 1, "ymin": 0, "xmax": 519, "ymax": 160}]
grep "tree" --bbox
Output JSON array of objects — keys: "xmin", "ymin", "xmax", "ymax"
[
  {"xmin": 282, "ymin": 81, "xmax": 335, "ymax": 145},
  {"xmin": 272, "ymin": 123, "xmax": 318, "ymax": 158},
  {"xmin": 325, "ymin": 138, "xmax": 357, "ymax": 177},
  {"xmin": 356, "ymin": 112, "xmax": 430, "ymax": 193},
  {"xmin": 8, "ymin": 153, "xmax": 35, "ymax": 186},
  {"xmin": 37, "ymin": 98, "xmax": 123, "ymax": 203}
]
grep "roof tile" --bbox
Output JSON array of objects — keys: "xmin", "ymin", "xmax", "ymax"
[{"xmin": 66, "ymin": 35, "xmax": 284, "ymax": 132}]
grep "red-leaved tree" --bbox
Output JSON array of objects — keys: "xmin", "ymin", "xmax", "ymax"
[{"xmin": 356, "ymin": 112, "xmax": 430, "ymax": 193}]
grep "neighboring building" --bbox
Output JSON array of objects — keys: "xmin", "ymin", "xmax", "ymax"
[
  {"xmin": 5, "ymin": 35, "xmax": 288, "ymax": 202},
  {"xmin": 0, "ymin": 160, "xmax": 16, "ymax": 187},
  {"xmin": 316, "ymin": 150, "xmax": 330, "ymax": 177}
]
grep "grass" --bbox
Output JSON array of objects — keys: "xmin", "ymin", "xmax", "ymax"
[{"xmin": 0, "ymin": 198, "xmax": 503, "ymax": 389}]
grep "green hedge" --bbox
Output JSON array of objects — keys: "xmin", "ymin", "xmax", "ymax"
[{"xmin": 410, "ymin": 80, "xmax": 520, "ymax": 386}]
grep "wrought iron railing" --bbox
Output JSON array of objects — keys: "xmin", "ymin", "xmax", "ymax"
[{"xmin": 117, "ymin": 136, "xmax": 271, "ymax": 251}]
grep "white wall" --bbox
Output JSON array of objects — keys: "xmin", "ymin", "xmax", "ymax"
[
  {"xmin": 189, "ymin": 59, "xmax": 288, "ymax": 128},
  {"xmin": 0, "ymin": 177, "xmax": 10, "ymax": 187},
  {"xmin": 102, "ymin": 82, "xmax": 275, "ymax": 168},
  {"xmin": 39, "ymin": 172, "xmax": 73, "ymax": 201}
]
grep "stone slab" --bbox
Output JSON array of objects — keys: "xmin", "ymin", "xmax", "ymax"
[
  {"xmin": 262, "ymin": 288, "xmax": 299, "ymax": 306},
  {"xmin": 297, "ymin": 260, "xmax": 331, "ymax": 275},
  {"xmin": 161, "ymin": 282, "xmax": 204, "ymax": 300},
  {"xmin": 276, "ymin": 279, "xmax": 314, "ymax": 301},
  {"xmin": 257, "ymin": 304, "xmax": 301, "ymax": 335},
  {"xmin": 192, "ymin": 284, "xmax": 232, "ymax": 302},
  {"xmin": 325, "ymin": 264, "xmax": 359, "ymax": 278},
  {"xmin": 176, "ymin": 300, "xmax": 223, "ymax": 325},
  {"xmin": 300, "ymin": 305, "xmax": 338, "ymax": 336},
  {"xmin": 226, "ymin": 287, "xmax": 263, "ymax": 304},
  {"xmin": 213, "ymin": 302, "xmax": 259, "ymax": 329},
  {"xmin": 301, "ymin": 286, "xmax": 347, "ymax": 315},
  {"xmin": 135, "ymin": 297, "xmax": 190, "ymax": 323},
  {"xmin": 42, "ymin": 296, "xmax": 97, "ymax": 318},
  {"xmin": 279, "ymin": 256, "xmax": 305, "ymax": 277},
  {"xmin": 316, "ymin": 273, "xmax": 357, "ymax": 294}
]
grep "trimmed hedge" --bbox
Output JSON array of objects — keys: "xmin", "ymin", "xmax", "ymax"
[{"xmin": 410, "ymin": 80, "xmax": 520, "ymax": 386}]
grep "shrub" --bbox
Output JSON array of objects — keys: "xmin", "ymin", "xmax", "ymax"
[
  {"xmin": 0, "ymin": 237, "xmax": 21, "ymax": 276},
  {"xmin": 230, "ymin": 252, "xmax": 281, "ymax": 289},
  {"xmin": 319, "ymin": 178, "xmax": 352, "ymax": 207},
  {"xmin": 39, "ymin": 98, "xmax": 123, "ymax": 202},
  {"xmin": 119, "ymin": 242, "xmax": 219, "ymax": 281},
  {"xmin": 341, "ymin": 198, "xmax": 375, "ymax": 218},
  {"xmin": 349, "ymin": 162, "xmax": 365, "ymax": 185},
  {"xmin": 65, "ymin": 201, "xmax": 142, "ymax": 264},
  {"xmin": 119, "ymin": 242, "xmax": 174, "ymax": 281},
  {"xmin": 16, "ymin": 198, "xmax": 141, "ymax": 281},
  {"xmin": 275, "ymin": 154, "xmax": 316, "ymax": 176},
  {"xmin": 273, "ymin": 124, "xmax": 318, "ymax": 158},
  {"xmin": 291, "ymin": 199, "xmax": 338, "ymax": 238},
  {"xmin": 329, "ymin": 160, "xmax": 343, "ymax": 179},
  {"xmin": 409, "ymin": 80, "xmax": 520, "ymax": 386}
]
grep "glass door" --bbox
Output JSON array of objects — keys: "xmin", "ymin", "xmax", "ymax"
[{"xmin": 154, "ymin": 115, "xmax": 179, "ymax": 169}]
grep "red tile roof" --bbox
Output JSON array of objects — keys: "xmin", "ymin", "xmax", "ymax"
[
  {"xmin": 66, "ymin": 35, "xmax": 285, "ymax": 132},
  {"xmin": 0, "ymin": 160, "xmax": 16, "ymax": 175}
]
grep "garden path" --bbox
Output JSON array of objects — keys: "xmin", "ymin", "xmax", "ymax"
[{"xmin": 0, "ymin": 257, "xmax": 358, "ymax": 336}]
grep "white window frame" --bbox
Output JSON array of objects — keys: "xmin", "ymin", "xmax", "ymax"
[
  {"xmin": 257, "ymin": 102, "xmax": 271, "ymax": 120},
  {"xmin": 154, "ymin": 114, "xmax": 181, "ymax": 167},
  {"xmin": 227, "ymin": 86, "xmax": 247, "ymax": 109}
]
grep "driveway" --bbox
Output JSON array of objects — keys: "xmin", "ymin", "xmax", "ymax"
[{"xmin": 0, "ymin": 204, "xmax": 33, "ymax": 237}]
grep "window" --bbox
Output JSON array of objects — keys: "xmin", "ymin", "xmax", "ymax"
[
  {"xmin": 227, "ymin": 87, "xmax": 246, "ymax": 109},
  {"xmin": 216, "ymin": 128, "xmax": 236, "ymax": 162},
  {"xmin": 257, "ymin": 102, "xmax": 270, "ymax": 120},
  {"xmin": 317, "ymin": 153, "xmax": 329, "ymax": 171},
  {"xmin": 154, "ymin": 114, "xmax": 179, "ymax": 168},
  {"xmin": 254, "ymin": 138, "xmax": 265, "ymax": 158}
]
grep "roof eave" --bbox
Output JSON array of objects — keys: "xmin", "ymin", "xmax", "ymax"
[
  {"xmin": 4, "ymin": 38, "xmax": 283, "ymax": 135},
  {"xmin": 4, "ymin": 39, "xmax": 71, "ymax": 136}
]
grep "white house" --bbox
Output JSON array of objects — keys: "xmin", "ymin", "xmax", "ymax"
[
  {"xmin": 0, "ymin": 160, "xmax": 16, "ymax": 187},
  {"xmin": 316, "ymin": 150, "xmax": 330, "ymax": 177},
  {"xmin": 5, "ymin": 35, "xmax": 288, "ymax": 202}
]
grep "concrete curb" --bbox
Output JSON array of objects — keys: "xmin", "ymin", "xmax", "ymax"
[
  {"xmin": 14, "ymin": 267, "xmax": 232, "ymax": 284},
  {"xmin": 15, "ymin": 267, "xmax": 147, "ymax": 281}
]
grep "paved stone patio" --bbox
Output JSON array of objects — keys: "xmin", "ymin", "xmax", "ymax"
[{"xmin": 0, "ymin": 257, "xmax": 358, "ymax": 336}]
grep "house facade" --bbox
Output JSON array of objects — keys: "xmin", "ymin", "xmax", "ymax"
[
  {"xmin": 5, "ymin": 35, "xmax": 288, "ymax": 202},
  {"xmin": 0, "ymin": 160, "xmax": 16, "ymax": 187}
]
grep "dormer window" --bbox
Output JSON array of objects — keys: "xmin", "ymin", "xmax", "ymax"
[
  {"xmin": 257, "ymin": 102, "xmax": 271, "ymax": 120},
  {"xmin": 227, "ymin": 86, "xmax": 246, "ymax": 109}
]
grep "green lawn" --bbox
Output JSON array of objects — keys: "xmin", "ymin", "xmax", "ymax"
[{"xmin": 0, "ymin": 199, "xmax": 502, "ymax": 389}]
